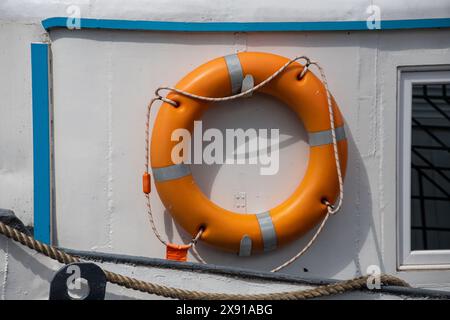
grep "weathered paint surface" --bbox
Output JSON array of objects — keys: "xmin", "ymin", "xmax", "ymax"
[{"xmin": 0, "ymin": 1, "xmax": 450, "ymax": 300}]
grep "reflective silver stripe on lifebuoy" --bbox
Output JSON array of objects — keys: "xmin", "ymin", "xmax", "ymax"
[
  {"xmin": 238, "ymin": 235, "xmax": 252, "ymax": 257},
  {"xmin": 224, "ymin": 54, "xmax": 244, "ymax": 95},
  {"xmin": 308, "ymin": 126, "xmax": 346, "ymax": 147},
  {"xmin": 256, "ymin": 211, "xmax": 277, "ymax": 252},
  {"xmin": 241, "ymin": 74, "xmax": 254, "ymax": 97},
  {"xmin": 152, "ymin": 164, "xmax": 191, "ymax": 182}
]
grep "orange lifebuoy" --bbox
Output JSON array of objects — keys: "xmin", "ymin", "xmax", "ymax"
[{"xmin": 150, "ymin": 52, "xmax": 347, "ymax": 255}]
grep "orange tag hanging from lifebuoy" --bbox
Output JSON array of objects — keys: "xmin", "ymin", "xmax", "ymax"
[
  {"xmin": 166, "ymin": 243, "xmax": 190, "ymax": 262},
  {"xmin": 142, "ymin": 172, "xmax": 151, "ymax": 194}
]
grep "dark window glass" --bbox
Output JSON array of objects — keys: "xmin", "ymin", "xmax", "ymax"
[{"xmin": 411, "ymin": 84, "xmax": 450, "ymax": 250}]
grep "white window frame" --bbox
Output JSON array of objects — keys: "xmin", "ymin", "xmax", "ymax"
[{"xmin": 397, "ymin": 66, "xmax": 450, "ymax": 270}]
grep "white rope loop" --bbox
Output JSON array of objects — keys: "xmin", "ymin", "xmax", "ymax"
[
  {"xmin": 144, "ymin": 98, "xmax": 202, "ymax": 247},
  {"xmin": 191, "ymin": 227, "xmax": 204, "ymax": 245},
  {"xmin": 270, "ymin": 213, "xmax": 330, "ymax": 273},
  {"xmin": 310, "ymin": 61, "xmax": 344, "ymax": 215},
  {"xmin": 297, "ymin": 60, "xmax": 311, "ymax": 80},
  {"xmin": 154, "ymin": 56, "xmax": 311, "ymax": 106},
  {"xmin": 144, "ymin": 55, "xmax": 344, "ymax": 268}
]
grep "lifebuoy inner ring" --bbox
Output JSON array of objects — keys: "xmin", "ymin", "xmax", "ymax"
[{"xmin": 150, "ymin": 52, "xmax": 347, "ymax": 255}]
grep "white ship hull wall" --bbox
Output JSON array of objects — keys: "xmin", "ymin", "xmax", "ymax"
[{"xmin": 1, "ymin": 1, "xmax": 450, "ymax": 299}]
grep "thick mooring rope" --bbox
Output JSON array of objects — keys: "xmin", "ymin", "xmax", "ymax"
[
  {"xmin": 144, "ymin": 56, "xmax": 344, "ymax": 270},
  {"xmin": 0, "ymin": 221, "xmax": 409, "ymax": 299}
]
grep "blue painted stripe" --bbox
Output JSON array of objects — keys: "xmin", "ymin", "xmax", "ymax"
[
  {"xmin": 31, "ymin": 43, "xmax": 51, "ymax": 244},
  {"xmin": 42, "ymin": 17, "xmax": 450, "ymax": 32}
]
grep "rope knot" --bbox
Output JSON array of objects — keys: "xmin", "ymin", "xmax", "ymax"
[{"xmin": 154, "ymin": 88, "xmax": 179, "ymax": 107}]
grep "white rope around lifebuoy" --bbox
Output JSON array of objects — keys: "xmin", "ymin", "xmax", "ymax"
[{"xmin": 144, "ymin": 56, "xmax": 344, "ymax": 270}]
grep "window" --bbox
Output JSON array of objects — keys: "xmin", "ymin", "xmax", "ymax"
[{"xmin": 398, "ymin": 67, "xmax": 450, "ymax": 269}]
